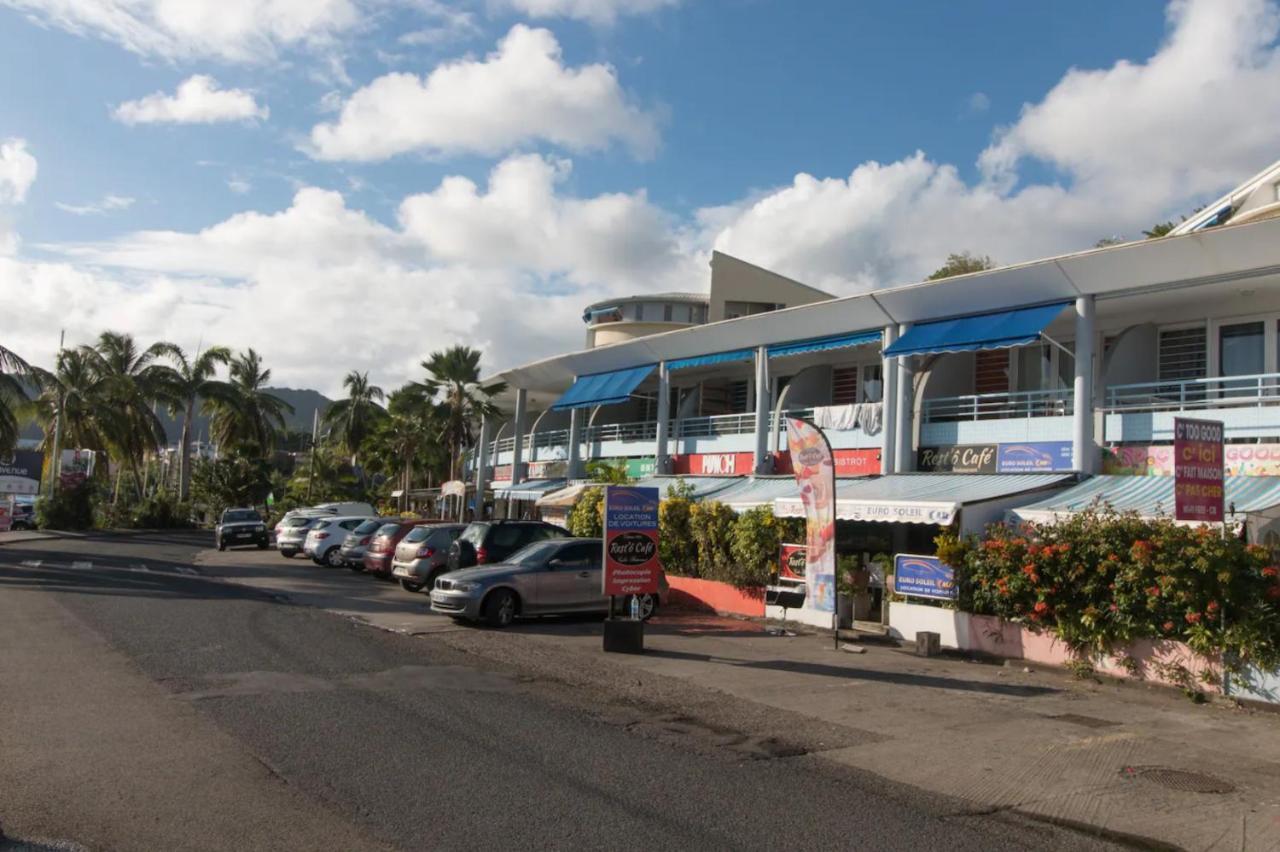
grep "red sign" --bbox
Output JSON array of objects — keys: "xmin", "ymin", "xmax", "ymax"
[
  {"xmin": 779, "ymin": 543, "xmax": 807, "ymax": 579},
  {"xmin": 1174, "ymin": 417, "xmax": 1224, "ymax": 523},
  {"xmin": 669, "ymin": 448, "xmax": 879, "ymax": 478},
  {"xmin": 833, "ymin": 448, "xmax": 881, "ymax": 476},
  {"xmin": 491, "ymin": 464, "xmax": 513, "ymax": 482},
  {"xmin": 603, "ymin": 486, "xmax": 662, "ymax": 596}
]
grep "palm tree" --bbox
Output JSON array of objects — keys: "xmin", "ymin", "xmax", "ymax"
[
  {"xmin": 154, "ymin": 344, "xmax": 233, "ymax": 500},
  {"xmin": 0, "ymin": 344, "xmax": 33, "ymax": 454},
  {"xmin": 29, "ymin": 348, "xmax": 115, "ymax": 462},
  {"xmin": 363, "ymin": 386, "xmax": 448, "ymax": 508},
  {"xmin": 207, "ymin": 349, "xmax": 293, "ymax": 457},
  {"xmin": 416, "ymin": 346, "xmax": 505, "ymax": 481},
  {"xmin": 78, "ymin": 332, "xmax": 172, "ymax": 500},
  {"xmin": 322, "ymin": 370, "xmax": 385, "ymax": 468}
]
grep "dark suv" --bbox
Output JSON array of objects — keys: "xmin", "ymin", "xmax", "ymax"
[
  {"xmin": 446, "ymin": 520, "xmax": 571, "ymax": 572},
  {"xmin": 215, "ymin": 508, "xmax": 269, "ymax": 551}
]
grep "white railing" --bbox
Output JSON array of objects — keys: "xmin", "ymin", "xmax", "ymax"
[
  {"xmin": 1105, "ymin": 372, "xmax": 1280, "ymax": 412},
  {"xmin": 922, "ymin": 388, "xmax": 1073, "ymax": 422},
  {"xmin": 583, "ymin": 420, "xmax": 659, "ymax": 444}
]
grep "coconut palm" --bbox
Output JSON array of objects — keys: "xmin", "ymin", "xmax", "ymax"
[
  {"xmin": 322, "ymin": 370, "xmax": 385, "ymax": 468},
  {"xmin": 29, "ymin": 348, "xmax": 116, "ymax": 461},
  {"xmin": 363, "ymin": 386, "xmax": 448, "ymax": 505},
  {"xmin": 78, "ymin": 332, "xmax": 173, "ymax": 499},
  {"xmin": 416, "ymin": 346, "xmax": 505, "ymax": 481},
  {"xmin": 154, "ymin": 344, "xmax": 233, "ymax": 500},
  {"xmin": 207, "ymin": 349, "xmax": 293, "ymax": 456},
  {"xmin": 0, "ymin": 344, "xmax": 33, "ymax": 454}
]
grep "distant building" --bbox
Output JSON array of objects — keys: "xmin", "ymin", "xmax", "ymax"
[
  {"xmin": 581, "ymin": 250, "xmax": 833, "ymax": 348},
  {"xmin": 1170, "ymin": 158, "xmax": 1280, "ymax": 235}
]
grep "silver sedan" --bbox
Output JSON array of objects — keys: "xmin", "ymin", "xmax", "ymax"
[{"xmin": 430, "ymin": 538, "xmax": 667, "ymax": 628}]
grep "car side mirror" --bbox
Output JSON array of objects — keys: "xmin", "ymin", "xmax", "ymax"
[{"xmin": 547, "ymin": 558, "xmax": 565, "ymax": 569}]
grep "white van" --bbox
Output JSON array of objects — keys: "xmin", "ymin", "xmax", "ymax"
[{"xmin": 312, "ymin": 502, "xmax": 376, "ymax": 517}]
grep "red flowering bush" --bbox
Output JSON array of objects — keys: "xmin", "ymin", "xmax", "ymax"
[{"xmin": 942, "ymin": 508, "xmax": 1280, "ymax": 669}]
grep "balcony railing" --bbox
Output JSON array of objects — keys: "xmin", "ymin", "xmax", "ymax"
[
  {"xmin": 922, "ymin": 388, "xmax": 1073, "ymax": 423},
  {"xmin": 1105, "ymin": 372, "xmax": 1280, "ymax": 412},
  {"xmin": 584, "ymin": 420, "xmax": 658, "ymax": 444}
]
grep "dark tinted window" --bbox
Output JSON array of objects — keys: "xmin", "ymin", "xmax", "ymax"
[
  {"xmin": 353, "ymin": 519, "xmax": 383, "ymax": 535},
  {"xmin": 374, "ymin": 523, "xmax": 400, "ymax": 538},
  {"xmin": 403, "ymin": 526, "xmax": 432, "ymax": 543},
  {"xmin": 508, "ymin": 541, "xmax": 562, "ymax": 565},
  {"xmin": 285, "ymin": 516, "xmax": 315, "ymax": 528},
  {"xmin": 491, "ymin": 525, "xmax": 525, "ymax": 548},
  {"xmin": 428, "ymin": 527, "xmax": 462, "ymax": 547},
  {"xmin": 340, "ymin": 518, "xmax": 364, "ymax": 530},
  {"xmin": 223, "ymin": 510, "xmax": 260, "ymax": 523},
  {"xmin": 557, "ymin": 541, "xmax": 602, "ymax": 564}
]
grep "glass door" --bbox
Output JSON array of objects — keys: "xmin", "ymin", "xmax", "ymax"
[{"xmin": 1219, "ymin": 321, "xmax": 1264, "ymax": 399}]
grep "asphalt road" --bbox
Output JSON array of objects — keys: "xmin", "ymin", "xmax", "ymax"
[{"xmin": 0, "ymin": 533, "xmax": 1123, "ymax": 851}]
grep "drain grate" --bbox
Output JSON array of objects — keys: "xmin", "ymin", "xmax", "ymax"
[
  {"xmin": 1120, "ymin": 765, "xmax": 1236, "ymax": 794},
  {"xmin": 1046, "ymin": 712, "xmax": 1119, "ymax": 729}
]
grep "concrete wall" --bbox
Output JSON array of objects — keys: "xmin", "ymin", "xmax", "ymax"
[
  {"xmin": 777, "ymin": 364, "xmax": 832, "ymax": 408},
  {"xmin": 1102, "ymin": 323, "xmax": 1157, "ymax": 388},
  {"xmin": 708, "ymin": 251, "xmax": 832, "ymax": 323},
  {"xmin": 589, "ymin": 320, "xmax": 696, "ymax": 348}
]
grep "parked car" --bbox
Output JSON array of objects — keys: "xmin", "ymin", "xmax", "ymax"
[
  {"xmin": 336, "ymin": 517, "xmax": 396, "ymax": 569},
  {"xmin": 362, "ymin": 519, "xmax": 436, "ymax": 577},
  {"xmin": 10, "ymin": 498, "xmax": 36, "ymax": 531},
  {"xmin": 215, "ymin": 508, "xmax": 269, "ymax": 551},
  {"xmin": 276, "ymin": 514, "xmax": 324, "ymax": 558},
  {"xmin": 445, "ymin": 520, "xmax": 571, "ymax": 573},
  {"xmin": 430, "ymin": 538, "xmax": 667, "ymax": 627},
  {"xmin": 304, "ymin": 516, "xmax": 371, "ymax": 567},
  {"xmin": 391, "ymin": 523, "xmax": 466, "ymax": 593},
  {"xmin": 311, "ymin": 501, "xmax": 376, "ymax": 517}
]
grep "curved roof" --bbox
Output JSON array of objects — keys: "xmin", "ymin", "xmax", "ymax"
[{"xmin": 582, "ymin": 291, "xmax": 708, "ymax": 313}]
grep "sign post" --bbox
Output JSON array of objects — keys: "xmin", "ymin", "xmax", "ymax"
[
  {"xmin": 602, "ymin": 485, "xmax": 661, "ymax": 654},
  {"xmin": 1173, "ymin": 417, "xmax": 1224, "ymax": 523}
]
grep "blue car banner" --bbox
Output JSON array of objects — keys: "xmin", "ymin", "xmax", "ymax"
[{"xmin": 893, "ymin": 554, "xmax": 958, "ymax": 601}]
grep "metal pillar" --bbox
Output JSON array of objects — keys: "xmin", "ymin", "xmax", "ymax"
[
  {"xmin": 473, "ymin": 415, "xmax": 491, "ymax": 520},
  {"xmin": 895, "ymin": 323, "xmax": 914, "ymax": 473},
  {"xmin": 1073, "ymin": 296, "xmax": 1096, "ymax": 473},
  {"xmin": 752, "ymin": 345, "xmax": 771, "ymax": 474},
  {"xmin": 655, "ymin": 362, "xmax": 671, "ymax": 474},
  {"xmin": 881, "ymin": 325, "xmax": 898, "ymax": 475},
  {"xmin": 511, "ymin": 388, "xmax": 528, "ymax": 484},
  {"xmin": 567, "ymin": 407, "xmax": 584, "ymax": 479}
]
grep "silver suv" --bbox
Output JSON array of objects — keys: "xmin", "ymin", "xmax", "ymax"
[{"xmin": 391, "ymin": 523, "xmax": 466, "ymax": 593}]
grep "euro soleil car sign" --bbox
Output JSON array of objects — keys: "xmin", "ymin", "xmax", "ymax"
[
  {"xmin": 602, "ymin": 485, "xmax": 661, "ymax": 596},
  {"xmin": 1174, "ymin": 416, "xmax": 1224, "ymax": 523},
  {"xmin": 893, "ymin": 554, "xmax": 957, "ymax": 601}
]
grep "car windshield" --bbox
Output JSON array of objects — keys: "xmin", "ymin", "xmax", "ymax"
[
  {"xmin": 353, "ymin": 519, "xmax": 382, "ymax": 535},
  {"xmin": 374, "ymin": 523, "xmax": 400, "ymax": 539},
  {"xmin": 285, "ymin": 517, "xmax": 314, "ymax": 528},
  {"xmin": 403, "ymin": 526, "xmax": 432, "ymax": 543},
  {"xmin": 506, "ymin": 541, "xmax": 562, "ymax": 566},
  {"xmin": 459, "ymin": 524, "xmax": 488, "ymax": 546},
  {"xmin": 223, "ymin": 510, "xmax": 259, "ymax": 523}
]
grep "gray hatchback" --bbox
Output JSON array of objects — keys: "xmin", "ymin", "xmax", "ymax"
[
  {"xmin": 430, "ymin": 538, "xmax": 667, "ymax": 628},
  {"xmin": 391, "ymin": 523, "xmax": 466, "ymax": 593}
]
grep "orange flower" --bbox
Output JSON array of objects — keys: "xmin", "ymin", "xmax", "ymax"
[
  {"xmin": 1146, "ymin": 586, "xmax": 1161, "ymax": 597},
  {"xmin": 1185, "ymin": 612, "xmax": 1201, "ymax": 625},
  {"xmin": 1033, "ymin": 601, "xmax": 1049, "ymax": 614},
  {"xmin": 1206, "ymin": 600, "xmax": 1220, "ymax": 614},
  {"xmin": 1162, "ymin": 621, "xmax": 1175, "ymax": 632},
  {"xmin": 1262, "ymin": 566, "xmax": 1279, "ymax": 578}
]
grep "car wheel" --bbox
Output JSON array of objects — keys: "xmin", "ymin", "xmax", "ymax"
[
  {"xmin": 630, "ymin": 594, "xmax": 658, "ymax": 621},
  {"xmin": 324, "ymin": 548, "xmax": 344, "ymax": 568},
  {"xmin": 348, "ymin": 562, "xmax": 365, "ymax": 573},
  {"xmin": 483, "ymin": 589, "xmax": 517, "ymax": 628},
  {"xmin": 400, "ymin": 579, "xmax": 425, "ymax": 593},
  {"xmin": 281, "ymin": 549, "xmax": 296, "ymax": 559},
  {"xmin": 257, "ymin": 541, "xmax": 268, "ymax": 550}
]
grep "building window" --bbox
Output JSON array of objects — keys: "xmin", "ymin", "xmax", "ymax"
[
  {"xmin": 974, "ymin": 350, "xmax": 1009, "ymax": 394},
  {"xmin": 724, "ymin": 300, "xmax": 784, "ymax": 320},
  {"xmin": 1158, "ymin": 326, "xmax": 1207, "ymax": 382},
  {"xmin": 730, "ymin": 380, "xmax": 749, "ymax": 412},
  {"xmin": 832, "ymin": 366, "xmax": 858, "ymax": 405},
  {"xmin": 663, "ymin": 303, "xmax": 673, "ymax": 322},
  {"xmin": 1220, "ymin": 321, "xmax": 1264, "ymax": 396}
]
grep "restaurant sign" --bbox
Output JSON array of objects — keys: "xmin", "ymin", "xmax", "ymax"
[
  {"xmin": 1173, "ymin": 417, "xmax": 1224, "ymax": 523},
  {"xmin": 919, "ymin": 441, "xmax": 1074, "ymax": 474}
]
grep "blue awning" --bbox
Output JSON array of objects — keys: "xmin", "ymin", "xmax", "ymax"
[
  {"xmin": 552, "ymin": 364, "xmax": 655, "ymax": 411},
  {"xmin": 883, "ymin": 302, "xmax": 1071, "ymax": 358},
  {"xmin": 667, "ymin": 349, "xmax": 754, "ymax": 371},
  {"xmin": 767, "ymin": 329, "xmax": 881, "ymax": 359}
]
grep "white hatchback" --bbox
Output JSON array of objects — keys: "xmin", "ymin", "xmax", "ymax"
[{"xmin": 303, "ymin": 516, "xmax": 370, "ymax": 567}]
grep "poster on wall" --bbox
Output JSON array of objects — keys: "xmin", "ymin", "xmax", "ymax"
[
  {"xmin": 893, "ymin": 554, "xmax": 957, "ymax": 601},
  {"xmin": 602, "ymin": 486, "xmax": 662, "ymax": 596},
  {"xmin": 778, "ymin": 543, "xmax": 807, "ymax": 581},
  {"xmin": 785, "ymin": 418, "xmax": 835, "ymax": 613},
  {"xmin": 996, "ymin": 442, "xmax": 1073, "ymax": 472},
  {"xmin": 1173, "ymin": 417, "xmax": 1224, "ymax": 523},
  {"xmin": 1105, "ymin": 443, "xmax": 1280, "ymax": 477}
]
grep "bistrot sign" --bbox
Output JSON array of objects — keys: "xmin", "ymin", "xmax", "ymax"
[
  {"xmin": 1174, "ymin": 417, "xmax": 1224, "ymax": 523},
  {"xmin": 603, "ymin": 486, "xmax": 661, "ymax": 596}
]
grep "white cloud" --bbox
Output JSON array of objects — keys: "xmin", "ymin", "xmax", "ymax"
[
  {"xmin": 113, "ymin": 75, "xmax": 268, "ymax": 125},
  {"xmin": 55, "ymin": 194, "xmax": 135, "ymax": 216},
  {"xmin": 308, "ymin": 24, "xmax": 659, "ymax": 161},
  {"xmin": 711, "ymin": 0, "xmax": 1280, "ymax": 292},
  {"xmin": 399, "ymin": 0, "xmax": 480, "ymax": 45},
  {"xmin": 227, "ymin": 176, "xmax": 252, "ymax": 194},
  {"xmin": 0, "ymin": 138, "xmax": 37, "ymax": 204},
  {"xmin": 1, "ymin": 0, "xmax": 363, "ymax": 64},
  {"xmin": 492, "ymin": 0, "xmax": 678, "ymax": 25}
]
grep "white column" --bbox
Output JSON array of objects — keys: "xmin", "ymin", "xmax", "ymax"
[
  {"xmin": 567, "ymin": 407, "xmax": 584, "ymax": 479},
  {"xmin": 752, "ymin": 345, "xmax": 771, "ymax": 474},
  {"xmin": 881, "ymin": 325, "xmax": 898, "ymax": 475},
  {"xmin": 1073, "ymin": 295, "xmax": 1096, "ymax": 473},
  {"xmin": 510, "ymin": 388, "xmax": 527, "ymax": 484},
  {"xmin": 895, "ymin": 323, "xmax": 914, "ymax": 473},
  {"xmin": 655, "ymin": 361, "xmax": 671, "ymax": 474},
  {"xmin": 473, "ymin": 415, "xmax": 491, "ymax": 520}
]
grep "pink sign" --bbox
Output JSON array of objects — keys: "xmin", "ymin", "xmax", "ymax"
[
  {"xmin": 1104, "ymin": 442, "xmax": 1280, "ymax": 477},
  {"xmin": 1173, "ymin": 417, "xmax": 1224, "ymax": 523},
  {"xmin": 786, "ymin": 418, "xmax": 835, "ymax": 613}
]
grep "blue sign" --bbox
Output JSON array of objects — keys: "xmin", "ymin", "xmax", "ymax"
[
  {"xmin": 604, "ymin": 486, "xmax": 659, "ymax": 530},
  {"xmin": 894, "ymin": 554, "xmax": 957, "ymax": 601},
  {"xmin": 996, "ymin": 441, "xmax": 1073, "ymax": 473}
]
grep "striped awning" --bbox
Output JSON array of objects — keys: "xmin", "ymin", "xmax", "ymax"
[{"xmin": 1011, "ymin": 475, "xmax": 1280, "ymax": 525}]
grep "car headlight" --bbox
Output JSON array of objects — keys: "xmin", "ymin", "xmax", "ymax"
[{"xmin": 449, "ymin": 581, "xmax": 481, "ymax": 592}]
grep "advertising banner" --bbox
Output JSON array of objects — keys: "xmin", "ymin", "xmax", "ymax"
[
  {"xmin": 526, "ymin": 460, "xmax": 568, "ymax": 479},
  {"xmin": 625, "ymin": 457, "xmax": 657, "ymax": 479},
  {"xmin": 778, "ymin": 543, "xmax": 807, "ymax": 580},
  {"xmin": 1174, "ymin": 417, "xmax": 1224, "ymax": 523},
  {"xmin": 893, "ymin": 554, "xmax": 957, "ymax": 601},
  {"xmin": 786, "ymin": 418, "xmax": 836, "ymax": 613},
  {"xmin": 603, "ymin": 486, "xmax": 661, "ymax": 596},
  {"xmin": 996, "ymin": 441, "xmax": 1073, "ymax": 472},
  {"xmin": 0, "ymin": 450, "xmax": 43, "ymax": 496},
  {"xmin": 1104, "ymin": 442, "xmax": 1280, "ymax": 477},
  {"xmin": 917, "ymin": 444, "xmax": 997, "ymax": 473}
]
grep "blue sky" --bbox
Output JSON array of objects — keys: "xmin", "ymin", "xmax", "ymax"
[{"xmin": 0, "ymin": 0, "xmax": 1276, "ymax": 393}]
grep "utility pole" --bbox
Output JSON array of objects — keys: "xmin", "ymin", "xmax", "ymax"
[
  {"xmin": 306, "ymin": 408, "xmax": 319, "ymax": 503},
  {"xmin": 47, "ymin": 329, "xmax": 65, "ymax": 498}
]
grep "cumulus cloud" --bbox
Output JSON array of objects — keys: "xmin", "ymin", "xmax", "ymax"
[
  {"xmin": 712, "ymin": 0, "xmax": 1280, "ymax": 292},
  {"xmin": 308, "ymin": 25, "xmax": 659, "ymax": 161},
  {"xmin": 492, "ymin": 0, "xmax": 678, "ymax": 25},
  {"xmin": 0, "ymin": 138, "xmax": 37, "ymax": 204},
  {"xmin": 55, "ymin": 194, "xmax": 135, "ymax": 216},
  {"xmin": 113, "ymin": 75, "xmax": 268, "ymax": 125},
  {"xmin": 1, "ymin": 0, "xmax": 363, "ymax": 64}
]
